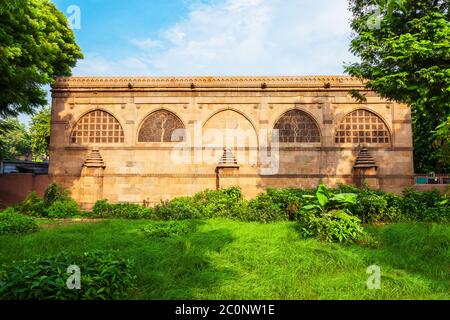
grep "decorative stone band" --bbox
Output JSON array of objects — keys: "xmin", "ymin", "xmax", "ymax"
[
  {"xmin": 52, "ymin": 76, "xmax": 366, "ymax": 91},
  {"xmin": 50, "ymin": 173, "xmax": 414, "ymax": 179}
]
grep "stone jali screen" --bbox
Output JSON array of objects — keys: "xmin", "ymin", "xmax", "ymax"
[
  {"xmin": 335, "ymin": 109, "xmax": 390, "ymax": 144},
  {"xmin": 71, "ymin": 110, "xmax": 124, "ymax": 144}
]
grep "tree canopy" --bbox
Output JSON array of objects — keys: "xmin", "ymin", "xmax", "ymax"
[
  {"xmin": 346, "ymin": 0, "xmax": 450, "ymax": 173},
  {"xmin": 0, "ymin": 0, "xmax": 82, "ymax": 118},
  {"xmin": 29, "ymin": 106, "xmax": 51, "ymax": 161},
  {"xmin": 0, "ymin": 118, "xmax": 31, "ymax": 160}
]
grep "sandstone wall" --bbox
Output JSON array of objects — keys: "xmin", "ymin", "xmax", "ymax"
[{"xmin": 49, "ymin": 76, "xmax": 414, "ymax": 208}]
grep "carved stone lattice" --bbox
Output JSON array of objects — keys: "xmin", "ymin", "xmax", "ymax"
[
  {"xmin": 335, "ymin": 109, "xmax": 390, "ymax": 144},
  {"xmin": 274, "ymin": 110, "xmax": 321, "ymax": 143},
  {"xmin": 71, "ymin": 110, "xmax": 124, "ymax": 144},
  {"xmin": 138, "ymin": 110, "xmax": 185, "ymax": 142}
]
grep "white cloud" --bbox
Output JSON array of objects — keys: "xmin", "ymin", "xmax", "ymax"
[
  {"xmin": 73, "ymin": 53, "xmax": 153, "ymax": 76},
  {"xmin": 73, "ymin": 0, "xmax": 355, "ymax": 76},
  {"xmin": 130, "ymin": 38, "xmax": 162, "ymax": 50}
]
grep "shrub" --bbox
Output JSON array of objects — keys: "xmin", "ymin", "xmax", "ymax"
[
  {"xmin": 243, "ymin": 193, "xmax": 287, "ymax": 223},
  {"xmin": 192, "ymin": 187, "xmax": 242, "ymax": 218},
  {"xmin": 16, "ymin": 191, "xmax": 46, "ymax": 217},
  {"xmin": 143, "ymin": 221, "xmax": 194, "ymax": 237},
  {"xmin": 0, "ymin": 251, "xmax": 135, "ymax": 300},
  {"xmin": 298, "ymin": 209, "xmax": 366, "ymax": 243},
  {"xmin": 44, "ymin": 183, "xmax": 70, "ymax": 206},
  {"xmin": 0, "ymin": 210, "xmax": 39, "ymax": 235},
  {"xmin": 16, "ymin": 184, "xmax": 81, "ymax": 218},
  {"xmin": 154, "ymin": 197, "xmax": 201, "ymax": 220},
  {"xmin": 46, "ymin": 199, "xmax": 82, "ymax": 218},
  {"xmin": 92, "ymin": 200, "xmax": 154, "ymax": 219},
  {"xmin": 401, "ymin": 188, "xmax": 449, "ymax": 222},
  {"xmin": 298, "ymin": 184, "xmax": 364, "ymax": 242}
]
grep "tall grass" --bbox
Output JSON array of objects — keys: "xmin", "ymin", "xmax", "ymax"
[{"xmin": 0, "ymin": 219, "xmax": 448, "ymax": 300}]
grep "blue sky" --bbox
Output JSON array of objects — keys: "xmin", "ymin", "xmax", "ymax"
[
  {"xmin": 51, "ymin": 0, "xmax": 355, "ymax": 76},
  {"xmin": 21, "ymin": 0, "xmax": 355, "ymax": 125}
]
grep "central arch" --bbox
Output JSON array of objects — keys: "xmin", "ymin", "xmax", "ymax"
[{"xmin": 202, "ymin": 109, "xmax": 258, "ymax": 165}]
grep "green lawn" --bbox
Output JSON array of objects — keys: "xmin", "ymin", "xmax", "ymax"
[{"xmin": 0, "ymin": 219, "xmax": 448, "ymax": 300}]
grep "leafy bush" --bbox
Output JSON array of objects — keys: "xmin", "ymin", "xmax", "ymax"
[
  {"xmin": 143, "ymin": 221, "xmax": 193, "ymax": 237},
  {"xmin": 46, "ymin": 199, "xmax": 82, "ymax": 218},
  {"xmin": 0, "ymin": 209, "xmax": 39, "ymax": 235},
  {"xmin": 298, "ymin": 209, "xmax": 366, "ymax": 243},
  {"xmin": 15, "ymin": 191, "xmax": 46, "ymax": 217},
  {"xmin": 154, "ymin": 197, "xmax": 202, "ymax": 220},
  {"xmin": 298, "ymin": 184, "xmax": 365, "ymax": 242},
  {"xmin": 349, "ymin": 191, "xmax": 402, "ymax": 223},
  {"xmin": 44, "ymin": 183, "xmax": 70, "ymax": 206},
  {"xmin": 192, "ymin": 187, "xmax": 242, "ymax": 218},
  {"xmin": 92, "ymin": 200, "xmax": 154, "ymax": 219},
  {"xmin": 241, "ymin": 193, "xmax": 287, "ymax": 223},
  {"xmin": 0, "ymin": 251, "xmax": 136, "ymax": 300},
  {"xmin": 15, "ymin": 184, "xmax": 81, "ymax": 218},
  {"xmin": 401, "ymin": 188, "xmax": 449, "ymax": 222}
]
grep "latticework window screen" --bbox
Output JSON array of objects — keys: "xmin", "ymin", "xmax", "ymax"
[
  {"xmin": 71, "ymin": 110, "xmax": 124, "ymax": 144},
  {"xmin": 274, "ymin": 110, "xmax": 321, "ymax": 143},
  {"xmin": 335, "ymin": 109, "xmax": 390, "ymax": 144},
  {"xmin": 138, "ymin": 110, "xmax": 185, "ymax": 142}
]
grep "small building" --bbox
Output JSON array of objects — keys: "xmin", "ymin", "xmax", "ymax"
[
  {"xmin": 49, "ymin": 76, "xmax": 415, "ymax": 209},
  {"xmin": 0, "ymin": 160, "xmax": 49, "ymax": 175}
]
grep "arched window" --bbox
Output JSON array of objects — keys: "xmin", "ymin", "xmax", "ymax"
[
  {"xmin": 274, "ymin": 110, "xmax": 321, "ymax": 143},
  {"xmin": 138, "ymin": 110, "xmax": 185, "ymax": 142},
  {"xmin": 71, "ymin": 110, "xmax": 124, "ymax": 144},
  {"xmin": 335, "ymin": 109, "xmax": 390, "ymax": 144}
]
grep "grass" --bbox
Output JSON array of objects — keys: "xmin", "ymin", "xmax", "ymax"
[{"xmin": 0, "ymin": 219, "xmax": 448, "ymax": 300}]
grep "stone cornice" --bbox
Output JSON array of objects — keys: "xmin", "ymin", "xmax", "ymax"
[{"xmin": 52, "ymin": 76, "xmax": 366, "ymax": 91}]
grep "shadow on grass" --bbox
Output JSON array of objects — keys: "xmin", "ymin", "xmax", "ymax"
[
  {"xmin": 361, "ymin": 223, "xmax": 450, "ymax": 285},
  {"xmin": 128, "ymin": 220, "xmax": 237, "ymax": 299}
]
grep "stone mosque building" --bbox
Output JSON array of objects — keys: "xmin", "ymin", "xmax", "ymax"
[{"xmin": 49, "ymin": 76, "xmax": 414, "ymax": 209}]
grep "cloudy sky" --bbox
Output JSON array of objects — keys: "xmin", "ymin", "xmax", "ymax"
[{"xmin": 52, "ymin": 0, "xmax": 356, "ymax": 76}]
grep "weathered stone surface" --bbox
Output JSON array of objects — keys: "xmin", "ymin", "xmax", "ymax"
[{"xmin": 49, "ymin": 76, "xmax": 414, "ymax": 208}]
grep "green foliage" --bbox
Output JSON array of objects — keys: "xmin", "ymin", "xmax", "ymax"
[
  {"xmin": 16, "ymin": 191, "xmax": 46, "ymax": 217},
  {"xmin": 46, "ymin": 199, "xmax": 81, "ymax": 219},
  {"xmin": 92, "ymin": 200, "xmax": 155, "ymax": 219},
  {"xmin": 29, "ymin": 106, "xmax": 51, "ymax": 161},
  {"xmin": 0, "ymin": 251, "xmax": 135, "ymax": 300},
  {"xmin": 154, "ymin": 197, "xmax": 202, "ymax": 220},
  {"xmin": 299, "ymin": 184, "xmax": 364, "ymax": 242},
  {"xmin": 143, "ymin": 221, "xmax": 194, "ymax": 237},
  {"xmin": 0, "ymin": 209, "xmax": 39, "ymax": 235},
  {"xmin": 350, "ymin": 190, "xmax": 402, "ymax": 223},
  {"xmin": 16, "ymin": 184, "xmax": 81, "ymax": 218},
  {"xmin": 0, "ymin": 0, "xmax": 83, "ymax": 118},
  {"xmin": 191, "ymin": 187, "xmax": 243, "ymax": 218},
  {"xmin": 298, "ymin": 209, "xmax": 366, "ymax": 243},
  {"xmin": 400, "ymin": 188, "xmax": 449, "ymax": 222},
  {"xmin": 346, "ymin": 0, "xmax": 450, "ymax": 172},
  {"xmin": 43, "ymin": 183, "xmax": 70, "ymax": 206},
  {"xmin": 0, "ymin": 118, "xmax": 31, "ymax": 160},
  {"xmin": 301, "ymin": 184, "xmax": 357, "ymax": 214}
]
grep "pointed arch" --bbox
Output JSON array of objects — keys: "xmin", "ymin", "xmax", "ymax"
[
  {"xmin": 274, "ymin": 109, "xmax": 321, "ymax": 143},
  {"xmin": 335, "ymin": 109, "xmax": 391, "ymax": 144},
  {"xmin": 138, "ymin": 109, "xmax": 186, "ymax": 142},
  {"xmin": 70, "ymin": 109, "xmax": 124, "ymax": 144}
]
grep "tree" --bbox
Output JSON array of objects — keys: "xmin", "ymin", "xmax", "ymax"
[
  {"xmin": 0, "ymin": 118, "xmax": 31, "ymax": 160},
  {"xmin": 0, "ymin": 0, "xmax": 82, "ymax": 118},
  {"xmin": 29, "ymin": 106, "xmax": 51, "ymax": 161},
  {"xmin": 345, "ymin": 0, "xmax": 450, "ymax": 173}
]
